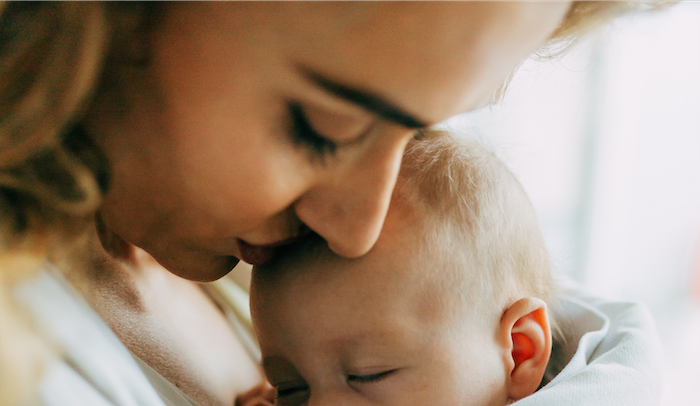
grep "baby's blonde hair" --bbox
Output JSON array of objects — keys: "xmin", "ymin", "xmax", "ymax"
[{"xmin": 395, "ymin": 133, "xmax": 552, "ymax": 319}]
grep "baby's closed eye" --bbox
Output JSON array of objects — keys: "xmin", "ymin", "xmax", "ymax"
[
  {"xmin": 274, "ymin": 381, "xmax": 309, "ymax": 406},
  {"xmin": 347, "ymin": 369, "xmax": 397, "ymax": 385}
]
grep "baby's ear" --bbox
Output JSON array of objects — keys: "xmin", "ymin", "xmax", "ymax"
[{"xmin": 499, "ymin": 297, "xmax": 551, "ymax": 402}]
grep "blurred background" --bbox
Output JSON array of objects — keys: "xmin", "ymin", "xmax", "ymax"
[{"xmin": 444, "ymin": 2, "xmax": 700, "ymax": 403}]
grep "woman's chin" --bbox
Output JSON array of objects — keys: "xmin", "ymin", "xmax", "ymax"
[{"xmin": 153, "ymin": 252, "xmax": 241, "ymax": 283}]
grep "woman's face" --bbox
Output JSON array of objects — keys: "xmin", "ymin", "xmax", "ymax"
[{"xmin": 86, "ymin": 2, "xmax": 569, "ymax": 281}]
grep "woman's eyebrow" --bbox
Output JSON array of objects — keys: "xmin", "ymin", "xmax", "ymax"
[{"xmin": 299, "ymin": 66, "xmax": 430, "ymax": 129}]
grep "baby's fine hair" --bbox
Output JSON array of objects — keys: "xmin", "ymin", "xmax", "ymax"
[{"xmin": 394, "ymin": 132, "xmax": 552, "ymax": 314}]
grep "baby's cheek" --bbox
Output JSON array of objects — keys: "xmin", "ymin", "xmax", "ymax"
[
  {"xmin": 358, "ymin": 370, "xmax": 431, "ymax": 404},
  {"xmin": 406, "ymin": 382, "xmax": 430, "ymax": 394}
]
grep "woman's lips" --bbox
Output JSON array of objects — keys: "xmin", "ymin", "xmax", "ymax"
[
  {"xmin": 237, "ymin": 236, "xmax": 307, "ymax": 265},
  {"xmin": 237, "ymin": 240, "xmax": 277, "ymax": 266}
]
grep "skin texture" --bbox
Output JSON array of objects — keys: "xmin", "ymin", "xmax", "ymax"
[
  {"xmin": 250, "ymin": 198, "xmax": 552, "ymax": 406},
  {"xmin": 84, "ymin": 2, "xmax": 570, "ymax": 282},
  {"xmin": 73, "ymin": 3, "xmax": 566, "ymax": 405},
  {"xmin": 62, "ymin": 229, "xmax": 265, "ymax": 406}
]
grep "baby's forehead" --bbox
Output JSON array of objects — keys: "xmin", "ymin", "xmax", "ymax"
[
  {"xmin": 274, "ymin": 207, "xmax": 432, "ymax": 276},
  {"xmin": 258, "ymin": 228, "xmax": 480, "ymax": 316},
  {"xmin": 258, "ymin": 251, "xmax": 469, "ymax": 337}
]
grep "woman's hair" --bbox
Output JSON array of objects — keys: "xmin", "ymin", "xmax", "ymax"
[
  {"xmin": 0, "ymin": 1, "xmax": 673, "ymax": 404},
  {"xmin": 546, "ymin": 1, "xmax": 673, "ymax": 56},
  {"xmin": 0, "ymin": 1, "xmax": 114, "ymax": 268},
  {"xmin": 0, "ymin": 3, "xmax": 110, "ymax": 404},
  {"xmin": 491, "ymin": 1, "xmax": 674, "ymax": 102}
]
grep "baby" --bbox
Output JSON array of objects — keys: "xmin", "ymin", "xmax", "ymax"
[{"xmin": 250, "ymin": 134, "xmax": 554, "ymax": 406}]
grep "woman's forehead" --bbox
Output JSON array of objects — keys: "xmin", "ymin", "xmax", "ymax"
[
  {"xmin": 179, "ymin": 2, "xmax": 570, "ymax": 123},
  {"xmin": 283, "ymin": 2, "xmax": 570, "ymax": 121}
]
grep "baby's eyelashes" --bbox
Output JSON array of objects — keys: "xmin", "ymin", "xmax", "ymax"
[
  {"xmin": 274, "ymin": 381, "xmax": 309, "ymax": 406},
  {"xmin": 347, "ymin": 369, "xmax": 397, "ymax": 385}
]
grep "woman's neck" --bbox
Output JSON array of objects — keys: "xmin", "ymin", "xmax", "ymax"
[{"xmin": 58, "ymin": 222, "xmax": 263, "ymax": 406}]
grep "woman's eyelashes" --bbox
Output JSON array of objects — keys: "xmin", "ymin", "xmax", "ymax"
[{"xmin": 288, "ymin": 102, "xmax": 338, "ymax": 158}]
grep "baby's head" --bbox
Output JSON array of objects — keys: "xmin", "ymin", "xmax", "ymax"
[{"xmin": 251, "ymin": 134, "xmax": 553, "ymax": 406}]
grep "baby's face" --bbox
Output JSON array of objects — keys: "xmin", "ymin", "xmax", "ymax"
[{"xmin": 251, "ymin": 209, "xmax": 509, "ymax": 406}]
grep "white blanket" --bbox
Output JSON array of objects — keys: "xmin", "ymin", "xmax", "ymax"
[{"xmin": 513, "ymin": 286, "xmax": 665, "ymax": 406}]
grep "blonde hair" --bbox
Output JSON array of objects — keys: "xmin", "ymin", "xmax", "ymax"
[
  {"xmin": 397, "ymin": 134, "xmax": 552, "ymax": 318},
  {"xmin": 0, "ymin": 2, "xmax": 108, "ymax": 404},
  {"xmin": 546, "ymin": 1, "xmax": 674, "ymax": 56},
  {"xmin": 0, "ymin": 1, "xmax": 668, "ymax": 403},
  {"xmin": 491, "ymin": 1, "xmax": 675, "ymax": 102}
]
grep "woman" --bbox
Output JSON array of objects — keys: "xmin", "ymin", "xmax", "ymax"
[{"xmin": 0, "ymin": 2, "xmax": 651, "ymax": 406}]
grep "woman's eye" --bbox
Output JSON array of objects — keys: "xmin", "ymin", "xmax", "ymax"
[
  {"xmin": 288, "ymin": 102, "xmax": 337, "ymax": 158},
  {"xmin": 347, "ymin": 369, "xmax": 396, "ymax": 385}
]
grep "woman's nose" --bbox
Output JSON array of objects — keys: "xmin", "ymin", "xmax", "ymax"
[{"xmin": 294, "ymin": 127, "xmax": 412, "ymax": 258}]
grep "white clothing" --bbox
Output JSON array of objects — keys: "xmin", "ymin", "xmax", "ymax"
[
  {"xmin": 131, "ymin": 356, "xmax": 198, "ymax": 406},
  {"xmin": 13, "ymin": 267, "xmax": 258, "ymax": 406},
  {"xmin": 14, "ymin": 268, "xmax": 167, "ymax": 406},
  {"xmin": 513, "ymin": 285, "xmax": 665, "ymax": 406}
]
